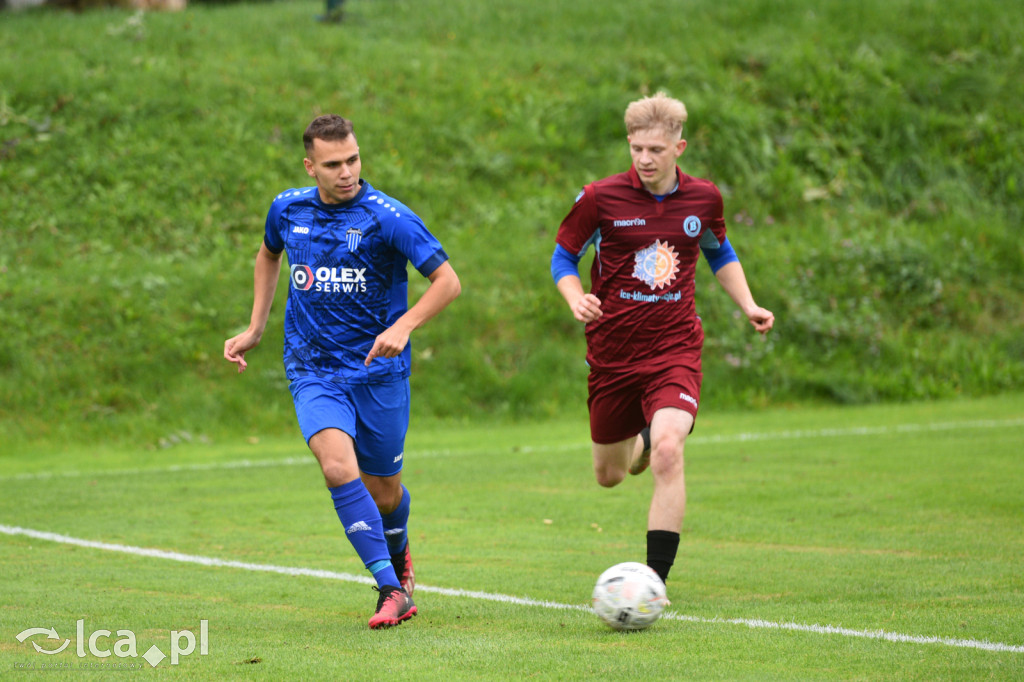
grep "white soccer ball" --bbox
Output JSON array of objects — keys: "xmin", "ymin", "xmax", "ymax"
[{"xmin": 591, "ymin": 561, "xmax": 668, "ymax": 631}]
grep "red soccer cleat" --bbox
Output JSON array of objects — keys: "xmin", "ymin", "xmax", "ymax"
[{"xmin": 368, "ymin": 585, "xmax": 417, "ymax": 630}]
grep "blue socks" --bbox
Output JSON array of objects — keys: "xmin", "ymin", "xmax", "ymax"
[
  {"xmin": 329, "ymin": 479, "xmax": 400, "ymax": 589},
  {"xmin": 380, "ymin": 485, "xmax": 411, "ymax": 556}
]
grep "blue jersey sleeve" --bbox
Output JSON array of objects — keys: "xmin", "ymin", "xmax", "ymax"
[
  {"xmin": 381, "ymin": 209, "xmax": 448, "ymax": 277},
  {"xmin": 416, "ymin": 248, "xmax": 449, "ymax": 277},
  {"xmin": 701, "ymin": 236, "xmax": 739, "ymax": 274},
  {"xmin": 264, "ymin": 199, "xmax": 286, "ymax": 253},
  {"xmin": 263, "ymin": 187, "xmax": 317, "ymax": 254},
  {"xmin": 550, "ymin": 243, "xmax": 582, "ymax": 283}
]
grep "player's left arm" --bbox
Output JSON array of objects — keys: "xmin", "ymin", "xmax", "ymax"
[
  {"xmin": 364, "ymin": 261, "xmax": 461, "ymax": 366},
  {"xmin": 713, "ymin": 260, "xmax": 775, "ymax": 335}
]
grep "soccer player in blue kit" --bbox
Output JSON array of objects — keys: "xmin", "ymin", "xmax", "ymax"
[{"xmin": 224, "ymin": 114, "xmax": 461, "ymax": 629}]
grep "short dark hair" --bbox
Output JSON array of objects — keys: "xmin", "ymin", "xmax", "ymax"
[{"xmin": 303, "ymin": 114, "xmax": 355, "ymax": 154}]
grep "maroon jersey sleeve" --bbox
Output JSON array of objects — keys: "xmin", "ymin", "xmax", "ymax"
[
  {"xmin": 705, "ymin": 187, "xmax": 727, "ymax": 247},
  {"xmin": 555, "ymin": 185, "xmax": 600, "ymax": 255}
]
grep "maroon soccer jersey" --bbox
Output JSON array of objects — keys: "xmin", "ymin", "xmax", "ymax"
[{"xmin": 555, "ymin": 165, "xmax": 726, "ymax": 372}]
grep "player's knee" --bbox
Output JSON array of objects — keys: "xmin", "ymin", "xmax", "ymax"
[
  {"xmin": 319, "ymin": 460, "xmax": 357, "ymax": 488},
  {"xmin": 594, "ymin": 466, "xmax": 626, "ymax": 488},
  {"xmin": 649, "ymin": 442, "xmax": 684, "ymax": 479}
]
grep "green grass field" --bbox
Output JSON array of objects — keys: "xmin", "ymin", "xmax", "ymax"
[{"xmin": 2, "ymin": 394, "xmax": 1022, "ymax": 679}]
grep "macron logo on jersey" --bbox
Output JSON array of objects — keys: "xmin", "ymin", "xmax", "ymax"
[{"xmin": 290, "ymin": 264, "xmax": 368, "ymax": 294}]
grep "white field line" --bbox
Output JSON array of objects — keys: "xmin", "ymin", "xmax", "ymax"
[
  {"xmin": 0, "ymin": 456, "xmax": 313, "ymax": 482},
  {"xmin": 1, "ymin": 524, "xmax": 1022, "ymax": 654},
  {"xmin": 3, "ymin": 417, "xmax": 1023, "ymax": 483}
]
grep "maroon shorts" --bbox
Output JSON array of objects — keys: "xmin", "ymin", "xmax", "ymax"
[{"xmin": 587, "ymin": 361, "xmax": 702, "ymax": 445}]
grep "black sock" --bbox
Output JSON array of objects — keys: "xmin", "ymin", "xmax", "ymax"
[{"xmin": 646, "ymin": 530, "xmax": 680, "ymax": 584}]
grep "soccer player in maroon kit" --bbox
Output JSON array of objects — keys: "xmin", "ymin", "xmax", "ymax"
[{"xmin": 551, "ymin": 92, "xmax": 774, "ymax": 587}]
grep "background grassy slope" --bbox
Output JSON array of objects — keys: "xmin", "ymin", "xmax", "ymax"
[{"xmin": 1, "ymin": 0, "xmax": 1022, "ymax": 449}]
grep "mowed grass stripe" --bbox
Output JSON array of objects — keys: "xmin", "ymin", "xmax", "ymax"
[
  {"xmin": 2, "ymin": 524, "xmax": 1022, "ymax": 655},
  {"xmin": 3, "ymin": 416, "xmax": 1022, "ymax": 482}
]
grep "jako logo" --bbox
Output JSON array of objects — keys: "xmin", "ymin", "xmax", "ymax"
[
  {"xmin": 14, "ymin": 619, "xmax": 208, "ymax": 669},
  {"xmin": 290, "ymin": 265, "xmax": 368, "ymax": 294}
]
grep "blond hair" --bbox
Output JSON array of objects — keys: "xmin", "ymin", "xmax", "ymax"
[{"xmin": 624, "ymin": 92, "xmax": 688, "ymax": 138}]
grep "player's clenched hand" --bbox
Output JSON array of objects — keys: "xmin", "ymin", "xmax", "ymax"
[
  {"xmin": 747, "ymin": 306, "xmax": 775, "ymax": 335},
  {"xmin": 224, "ymin": 330, "xmax": 261, "ymax": 373},
  {"xmin": 364, "ymin": 326, "xmax": 411, "ymax": 366},
  {"xmin": 572, "ymin": 293, "xmax": 603, "ymax": 324}
]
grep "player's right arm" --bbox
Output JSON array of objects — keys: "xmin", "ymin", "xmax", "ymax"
[
  {"xmin": 224, "ymin": 243, "xmax": 284, "ymax": 373},
  {"xmin": 553, "ymin": 185, "xmax": 603, "ymax": 323},
  {"xmin": 554, "ymin": 265, "xmax": 603, "ymax": 324}
]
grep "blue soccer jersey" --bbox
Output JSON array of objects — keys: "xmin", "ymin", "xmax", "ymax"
[{"xmin": 264, "ymin": 180, "xmax": 449, "ymax": 383}]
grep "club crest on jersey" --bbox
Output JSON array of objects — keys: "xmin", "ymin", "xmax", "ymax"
[
  {"xmin": 632, "ymin": 240, "xmax": 680, "ymax": 290},
  {"xmin": 346, "ymin": 227, "xmax": 363, "ymax": 253},
  {"xmin": 683, "ymin": 215, "xmax": 702, "ymax": 237}
]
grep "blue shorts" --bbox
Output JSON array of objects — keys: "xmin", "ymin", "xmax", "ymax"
[{"xmin": 289, "ymin": 376, "xmax": 410, "ymax": 477}]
